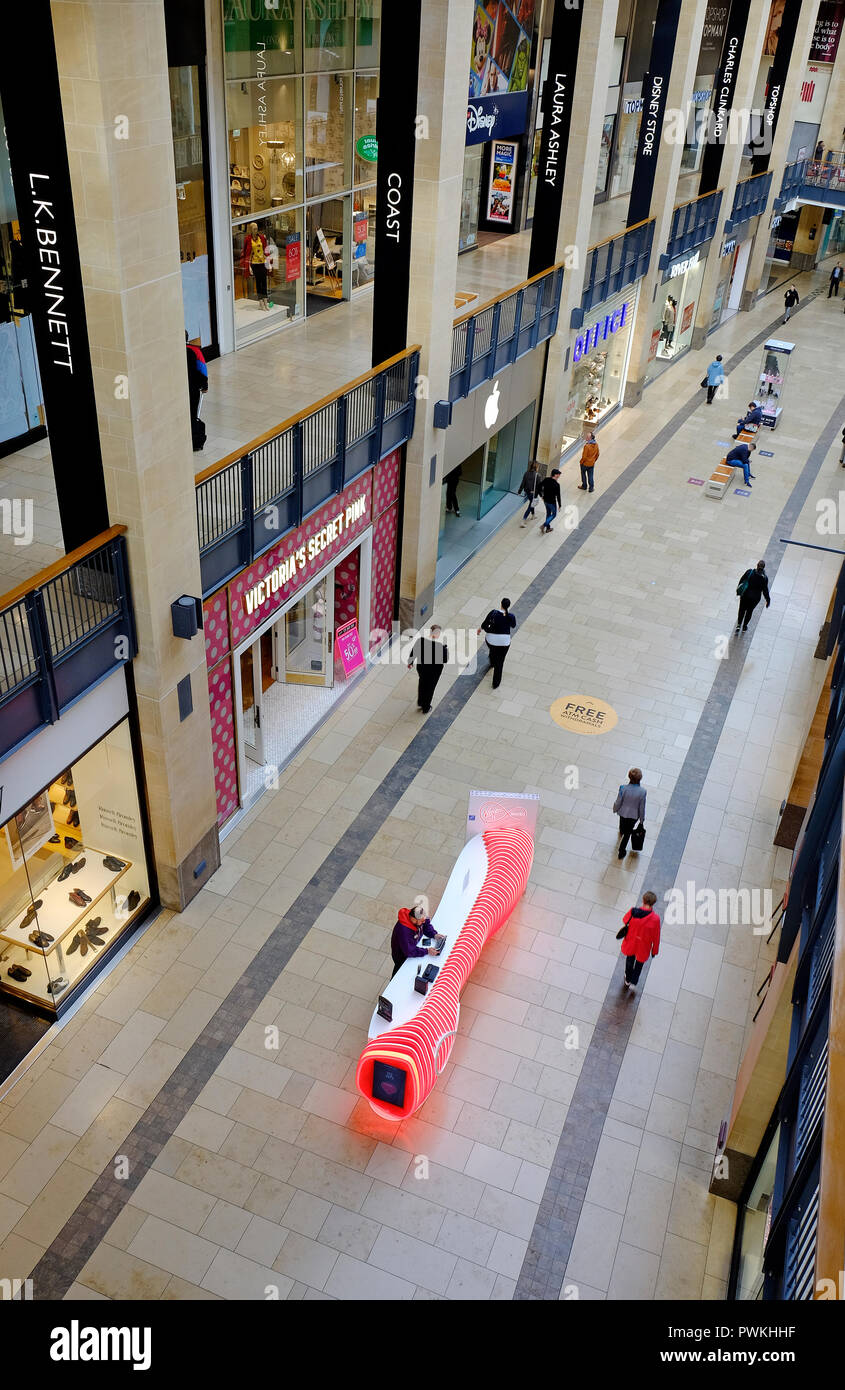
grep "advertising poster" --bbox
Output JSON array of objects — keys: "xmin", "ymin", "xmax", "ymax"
[
  {"xmin": 649, "ymin": 328, "xmax": 661, "ymax": 362},
  {"xmin": 810, "ymin": 1, "xmax": 845, "ymax": 62},
  {"xmin": 336, "ymin": 620, "xmax": 365, "ymax": 677},
  {"xmin": 764, "ymin": 0, "xmax": 785, "ymax": 56},
  {"xmin": 353, "ymin": 211, "xmax": 367, "ymax": 260},
  {"xmin": 595, "ymin": 115, "xmax": 615, "ymax": 194},
  {"xmin": 487, "ymin": 140, "xmax": 517, "ymax": 223},
  {"xmin": 468, "ymin": 1, "xmax": 535, "ymax": 139},
  {"xmin": 681, "ymin": 301, "xmax": 695, "ymax": 334},
  {"xmin": 315, "ymin": 226, "xmax": 335, "ymax": 271},
  {"xmin": 285, "ymin": 233, "xmax": 301, "ymax": 282}
]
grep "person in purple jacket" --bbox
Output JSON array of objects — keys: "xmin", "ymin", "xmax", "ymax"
[{"xmin": 390, "ymin": 896, "xmax": 439, "ymax": 978}]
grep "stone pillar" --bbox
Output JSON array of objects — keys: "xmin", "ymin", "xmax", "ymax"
[
  {"xmin": 398, "ymin": 0, "xmax": 473, "ymax": 628},
  {"xmin": 689, "ymin": 0, "xmax": 772, "ymax": 350},
  {"xmin": 740, "ymin": 0, "xmax": 825, "ymax": 307},
  {"xmin": 52, "ymin": 0, "xmax": 220, "ymax": 910},
  {"xmin": 622, "ymin": 0, "xmax": 709, "ymax": 406},
  {"xmin": 534, "ymin": 0, "xmax": 619, "ymax": 466}
]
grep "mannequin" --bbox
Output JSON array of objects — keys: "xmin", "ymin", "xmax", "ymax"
[
  {"xmin": 660, "ymin": 295, "xmax": 676, "ymax": 353},
  {"xmin": 240, "ymin": 221, "xmax": 270, "ymax": 309}
]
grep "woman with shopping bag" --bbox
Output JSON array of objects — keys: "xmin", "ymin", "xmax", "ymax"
[{"xmin": 613, "ymin": 768, "xmax": 646, "ymax": 860}]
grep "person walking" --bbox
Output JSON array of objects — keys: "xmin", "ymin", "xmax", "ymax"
[
  {"xmin": 407, "ymin": 624, "xmax": 448, "ymax": 714},
  {"xmin": 578, "ymin": 432, "xmax": 599, "ymax": 493},
  {"xmin": 725, "ymin": 438, "xmax": 757, "ymax": 486},
  {"xmin": 704, "ymin": 355, "xmax": 725, "ymax": 404},
  {"xmin": 444, "ymin": 464, "xmax": 462, "ymax": 517},
  {"xmin": 186, "ymin": 332, "xmax": 208, "ymax": 451},
  {"xmin": 477, "ymin": 598, "xmax": 516, "ymax": 689},
  {"xmin": 613, "ymin": 769, "xmax": 647, "ymax": 860},
  {"xmin": 783, "ymin": 286, "xmax": 799, "ymax": 322},
  {"xmin": 829, "ymin": 263, "xmax": 843, "ymax": 297},
  {"xmin": 390, "ymin": 896, "xmax": 439, "ymax": 978},
  {"xmin": 735, "ymin": 560, "xmax": 771, "ymax": 634},
  {"xmin": 617, "ymin": 891, "xmax": 661, "ymax": 993},
  {"xmin": 540, "ymin": 468, "xmax": 561, "ymax": 532},
  {"xmin": 518, "ymin": 460, "xmax": 541, "ymax": 525},
  {"xmin": 733, "ymin": 401, "xmax": 763, "ymax": 438},
  {"xmin": 839, "ymin": 423, "xmax": 845, "ymax": 466}
]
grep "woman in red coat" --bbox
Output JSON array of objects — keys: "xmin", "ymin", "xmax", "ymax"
[{"xmin": 618, "ymin": 890, "xmax": 660, "ymax": 993}]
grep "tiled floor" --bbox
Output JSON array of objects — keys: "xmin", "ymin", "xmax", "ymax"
[{"xmin": 1, "ymin": 263, "xmax": 843, "ymax": 1301}]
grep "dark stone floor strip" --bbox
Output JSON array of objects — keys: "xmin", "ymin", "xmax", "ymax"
[{"xmin": 30, "ymin": 297, "xmax": 821, "ymax": 1300}]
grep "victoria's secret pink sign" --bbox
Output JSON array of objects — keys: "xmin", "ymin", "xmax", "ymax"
[{"xmin": 228, "ymin": 472, "xmax": 373, "ymax": 646}]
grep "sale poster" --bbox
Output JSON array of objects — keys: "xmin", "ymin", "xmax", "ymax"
[
  {"xmin": 336, "ymin": 620, "xmax": 365, "ymax": 677},
  {"xmin": 285, "ymin": 234, "xmax": 301, "ymax": 282},
  {"xmin": 487, "ymin": 140, "xmax": 517, "ymax": 224},
  {"xmin": 681, "ymin": 301, "xmax": 695, "ymax": 334},
  {"xmin": 648, "ymin": 328, "xmax": 661, "ymax": 362}
]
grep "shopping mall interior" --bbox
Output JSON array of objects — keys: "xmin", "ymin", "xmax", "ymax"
[{"xmin": 0, "ymin": 0, "xmax": 845, "ymax": 1339}]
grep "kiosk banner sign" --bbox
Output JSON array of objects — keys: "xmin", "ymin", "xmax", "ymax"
[{"xmin": 467, "ymin": 790, "xmax": 540, "ymax": 841}]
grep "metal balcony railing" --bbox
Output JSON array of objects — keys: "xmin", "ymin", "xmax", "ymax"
[
  {"xmin": 0, "ymin": 527, "xmax": 136, "ymax": 762},
  {"xmin": 660, "ymin": 188, "xmax": 724, "ymax": 269},
  {"xmin": 195, "ymin": 347, "xmax": 420, "ymax": 596},
  {"xmin": 575, "ymin": 218, "xmax": 655, "ymax": 322},
  {"xmin": 778, "ymin": 159, "xmax": 845, "ymax": 210},
  {"xmin": 726, "ymin": 171, "xmax": 773, "ymax": 232},
  {"xmin": 448, "ymin": 264, "xmax": 563, "ymax": 402}
]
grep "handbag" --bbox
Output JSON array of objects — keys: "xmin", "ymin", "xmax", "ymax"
[
  {"xmin": 736, "ymin": 571, "xmax": 751, "ymax": 597},
  {"xmin": 616, "ymin": 922, "xmax": 628, "ymax": 940},
  {"xmin": 700, "ymin": 376, "xmax": 709, "ymax": 389},
  {"xmin": 631, "ymin": 822, "xmax": 646, "ymax": 852}
]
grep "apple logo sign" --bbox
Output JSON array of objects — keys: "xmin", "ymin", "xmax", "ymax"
[{"xmin": 484, "ymin": 379, "xmax": 501, "ymax": 430}]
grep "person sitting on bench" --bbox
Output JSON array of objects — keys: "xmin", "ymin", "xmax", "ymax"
[
  {"xmin": 725, "ymin": 440, "xmax": 757, "ymax": 486},
  {"xmin": 733, "ymin": 401, "xmax": 763, "ymax": 439}
]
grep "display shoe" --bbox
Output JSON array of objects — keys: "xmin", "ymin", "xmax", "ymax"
[
  {"xmin": 127, "ymin": 890, "xmax": 141, "ymax": 911},
  {"xmin": 8, "ymin": 964, "xmax": 32, "ymax": 982},
  {"xmin": 47, "ymin": 977, "xmax": 69, "ymax": 996},
  {"xmin": 64, "ymin": 836, "xmax": 81, "ymax": 850},
  {"xmin": 58, "ymin": 862, "xmax": 74, "ymax": 882},
  {"xmin": 62, "ymin": 789, "xmax": 77, "ymax": 807},
  {"xmin": 59, "ymin": 771, "xmax": 73, "ymax": 787},
  {"xmin": 66, "ymin": 931, "xmax": 88, "ymax": 956},
  {"xmin": 102, "ymin": 856, "xmax": 126, "ymax": 873},
  {"xmin": 69, "ymin": 858, "xmax": 87, "ymax": 874},
  {"xmin": 67, "ymin": 811, "xmax": 80, "ymax": 828},
  {"xmin": 49, "ymin": 834, "xmax": 61, "ymax": 845},
  {"xmin": 84, "ymin": 921, "xmax": 106, "ymax": 949},
  {"xmin": 29, "ymin": 930, "xmax": 54, "ymax": 948},
  {"xmin": 18, "ymin": 900, "xmax": 43, "ymax": 930},
  {"xmin": 68, "ymin": 890, "xmax": 88, "ymax": 908}
]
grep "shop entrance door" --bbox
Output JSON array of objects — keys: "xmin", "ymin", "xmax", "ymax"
[
  {"xmin": 283, "ymin": 573, "xmax": 334, "ymax": 686},
  {"xmin": 239, "ymin": 641, "xmax": 264, "ymax": 765}
]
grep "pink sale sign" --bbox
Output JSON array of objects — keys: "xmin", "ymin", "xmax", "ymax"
[{"xmin": 336, "ymin": 620, "xmax": 365, "ymax": 677}]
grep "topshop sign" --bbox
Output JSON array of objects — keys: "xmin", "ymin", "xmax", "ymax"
[{"xmin": 573, "ymin": 301, "xmax": 631, "ymax": 362}]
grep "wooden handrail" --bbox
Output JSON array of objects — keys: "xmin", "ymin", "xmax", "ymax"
[
  {"xmin": 0, "ymin": 524, "xmax": 128, "ymax": 614},
  {"xmin": 194, "ymin": 344, "xmax": 422, "ymax": 487},
  {"xmin": 452, "ymin": 260, "xmax": 566, "ymax": 328},
  {"xmin": 582, "ymin": 215, "xmax": 654, "ymax": 257},
  {"xmin": 672, "ymin": 185, "xmax": 725, "ymax": 215}
]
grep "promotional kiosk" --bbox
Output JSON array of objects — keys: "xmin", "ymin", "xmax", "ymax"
[{"xmin": 757, "ymin": 339, "xmax": 795, "ymax": 429}]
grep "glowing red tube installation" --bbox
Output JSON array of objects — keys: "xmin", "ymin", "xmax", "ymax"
[{"xmin": 355, "ymin": 826, "xmax": 534, "ymax": 1120}]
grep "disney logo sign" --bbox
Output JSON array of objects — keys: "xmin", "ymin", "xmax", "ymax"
[{"xmin": 467, "ymin": 103, "xmax": 498, "ymax": 135}]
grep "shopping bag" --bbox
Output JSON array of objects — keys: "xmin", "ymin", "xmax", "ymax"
[{"xmin": 631, "ymin": 823, "xmax": 646, "ymax": 852}]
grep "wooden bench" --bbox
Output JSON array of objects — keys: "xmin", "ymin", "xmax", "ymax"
[
  {"xmin": 704, "ymin": 458, "xmax": 736, "ymax": 499},
  {"xmin": 454, "ymin": 290, "xmax": 478, "ymax": 309}
]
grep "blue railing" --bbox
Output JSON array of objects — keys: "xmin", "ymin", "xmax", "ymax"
[
  {"xmin": 777, "ymin": 158, "xmax": 845, "ymax": 211},
  {"xmin": 196, "ymin": 348, "xmax": 420, "ymax": 597},
  {"xmin": 660, "ymin": 188, "xmax": 724, "ymax": 270},
  {"xmin": 574, "ymin": 219, "xmax": 655, "ymax": 323},
  {"xmin": 0, "ymin": 528, "xmax": 136, "ymax": 762},
  {"xmin": 726, "ymin": 171, "xmax": 773, "ymax": 232},
  {"xmin": 449, "ymin": 265, "xmax": 563, "ymax": 402}
]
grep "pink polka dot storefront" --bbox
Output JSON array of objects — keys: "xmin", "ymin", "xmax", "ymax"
[{"xmin": 204, "ymin": 450, "xmax": 401, "ymax": 828}]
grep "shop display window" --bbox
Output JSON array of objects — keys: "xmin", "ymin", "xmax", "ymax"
[
  {"xmin": 223, "ymin": 5, "xmax": 301, "ymax": 80},
  {"xmin": 735, "ymin": 1127, "xmax": 781, "ymax": 1299},
  {"xmin": 304, "ymin": 2, "xmax": 354, "ymax": 71},
  {"xmin": 306, "ymin": 199, "xmax": 346, "ymax": 306},
  {"xmin": 227, "ymin": 76, "xmax": 303, "ymax": 218},
  {"xmin": 352, "ymin": 187, "xmax": 376, "ymax": 292},
  {"xmin": 645, "ymin": 254, "xmax": 706, "ymax": 379},
  {"xmin": 232, "ymin": 207, "xmax": 304, "ymax": 342},
  {"xmin": 355, "ymin": 2, "xmax": 381, "ymax": 71},
  {"xmin": 562, "ymin": 290, "xmax": 636, "ymax": 447},
  {"xmin": 353, "ymin": 73, "xmax": 378, "ymax": 186},
  {"xmin": 305, "ymin": 72, "xmax": 352, "ymax": 199},
  {"xmin": 459, "ymin": 146, "xmax": 483, "ymax": 252},
  {"xmin": 0, "ymin": 93, "xmax": 44, "ymax": 449},
  {"xmin": 171, "ymin": 65, "xmax": 212, "ymax": 349},
  {"xmin": 0, "ymin": 720, "xmax": 150, "ymax": 1012}
]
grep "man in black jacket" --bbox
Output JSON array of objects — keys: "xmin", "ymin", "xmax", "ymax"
[
  {"xmin": 408, "ymin": 625, "xmax": 448, "ymax": 713},
  {"xmin": 540, "ymin": 469, "xmax": 562, "ymax": 533},
  {"xmin": 736, "ymin": 561, "xmax": 771, "ymax": 634}
]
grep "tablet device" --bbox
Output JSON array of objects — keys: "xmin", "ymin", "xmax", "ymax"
[{"xmin": 376, "ymin": 995, "xmax": 393, "ymax": 1022}]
